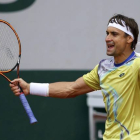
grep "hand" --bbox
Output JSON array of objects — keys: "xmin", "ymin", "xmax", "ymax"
[{"xmin": 9, "ymin": 78, "xmax": 30, "ymax": 96}]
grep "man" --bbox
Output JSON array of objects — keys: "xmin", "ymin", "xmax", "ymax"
[{"xmin": 10, "ymin": 14, "xmax": 140, "ymax": 140}]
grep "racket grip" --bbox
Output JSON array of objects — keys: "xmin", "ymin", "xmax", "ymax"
[{"xmin": 19, "ymin": 93, "xmax": 38, "ymax": 124}]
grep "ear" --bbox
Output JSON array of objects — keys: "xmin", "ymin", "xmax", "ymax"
[{"xmin": 127, "ymin": 35, "xmax": 134, "ymax": 44}]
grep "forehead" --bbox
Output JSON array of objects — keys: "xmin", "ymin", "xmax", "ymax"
[{"xmin": 106, "ymin": 26, "xmax": 125, "ymax": 34}]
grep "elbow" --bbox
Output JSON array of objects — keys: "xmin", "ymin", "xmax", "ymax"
[
  {"xmin": 66, "ymin": 94, "xmax": 77, "ymax": 98},
  {"xmin": 64, "ymin": 89, "xmax": 78, "ymax": 98},
  {"xmin": 61, "ymin": 82, "xmax": 80, "ymax": 98}
]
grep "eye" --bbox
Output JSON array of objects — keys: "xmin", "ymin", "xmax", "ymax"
[
  {"xmin": 106, "ymin": 31, "xmax": 109, "ymax": 36},
  {"xmin": 112, "ymin": 32, "xmax": 118, "ymax": 36}
]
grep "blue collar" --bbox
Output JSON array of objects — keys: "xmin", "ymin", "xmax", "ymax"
[{"xmin": 114, "ymin": 51, "xmax": 135, "ymax": 67}]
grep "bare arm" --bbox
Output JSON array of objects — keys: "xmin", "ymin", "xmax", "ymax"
[
  {"xmin": 9, "ymin": 77, "xmax": 93, "ymax": 98},
  {"xmin": 49, "ymin": 77, "xmax": 93, "ymax": 98}
]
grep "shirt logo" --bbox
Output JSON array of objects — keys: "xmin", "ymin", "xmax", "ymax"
[{"xmin": 119, "ymin": 73, "xmax": 125, "ymax": 77}]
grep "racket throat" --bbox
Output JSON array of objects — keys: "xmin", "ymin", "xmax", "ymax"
[
  {"xmin": 17, "ymin": 64, "xmax": 20, "ymax": 78},
  {"xmin": 0, "ymin": 72, "xmax": 11, "ymax": 83}
]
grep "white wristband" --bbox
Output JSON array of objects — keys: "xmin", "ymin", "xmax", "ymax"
[{"xmin": 30, "ymin": 83, "xmax": 49, "ymax": 97}]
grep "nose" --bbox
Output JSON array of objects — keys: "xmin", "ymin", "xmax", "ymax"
[{"xmin": 105, "ymin": 34, "xmax": 112, "ymax": 42}]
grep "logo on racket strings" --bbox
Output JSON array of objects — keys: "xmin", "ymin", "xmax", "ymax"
[{"xmin": 6, "ymin": 48, "xmax": 14, "ymax": 59}]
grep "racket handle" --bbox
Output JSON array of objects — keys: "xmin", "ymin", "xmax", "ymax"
[{"xmin": 19, "ymin": 93, "xmax": 38, "ymax": 124}]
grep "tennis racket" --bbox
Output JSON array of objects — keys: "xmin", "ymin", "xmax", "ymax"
[{"xmin": 0, "ymin": 19, "xmax": 37, "ymax": 124}]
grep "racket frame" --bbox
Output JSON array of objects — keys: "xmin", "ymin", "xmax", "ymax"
[{"xmin": 0, "ymin": 19, "xmax": 37, "ymax": 124}]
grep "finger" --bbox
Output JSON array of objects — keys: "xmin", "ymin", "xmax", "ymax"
[
  {"xmin": 11, "ymin": 78, "xmax": 21, "ymax": 84},
  {"xmin": 13, "ymin": 89, "xmax": 20, "ymax": 94},
  {"xmin": 10, "ymin": 81, "xmax": 18, "ymax": 86},
  {"xmin": 9, "ymin": 83, "xmax": 14, "ymax": 87},
  {"xmin": 9, "ymin": 83, "xmax": 17, "ymax": 87},
  {"xmin": 15, "ymin": 92, "xmax": 21, "ymax": 96},
  {"xmin": 11, "ymin": 86, "xmax": 20, "ymax": 91}
]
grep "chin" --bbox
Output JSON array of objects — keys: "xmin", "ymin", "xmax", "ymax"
[{"xmin": 106, "ymin": 52, "xmax": 114, "ymax": 56}]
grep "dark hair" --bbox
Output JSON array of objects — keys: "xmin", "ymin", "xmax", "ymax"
[{"xmin": 108, "ymin": 14, "xmax": 139, "ymax": 50}]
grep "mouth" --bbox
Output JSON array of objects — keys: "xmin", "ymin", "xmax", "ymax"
[
  {"xmin": 107, "ymin": 42, "xmax": 115, "ymax": 50},
  {"xmin": 108, "ymin": 45, "xmax": 114, "ymax": 49}
]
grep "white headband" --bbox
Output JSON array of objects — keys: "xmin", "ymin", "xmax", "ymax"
[{"xmin": 108, "ymin": 20, "xmax": 134, "ymax": 39}]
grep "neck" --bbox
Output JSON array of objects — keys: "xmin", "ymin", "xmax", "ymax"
[{"xmin": 114, "ymin": 50, "xmax": 133, "ymax": 64}]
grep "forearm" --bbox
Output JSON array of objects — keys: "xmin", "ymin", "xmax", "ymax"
[
  {"xmin": 49, "ymin": 77, "xmax": 93, "ymax": 98},
  {"xmin": 49, "ymin": 82, "xmax": 79, "ymax": 98}
]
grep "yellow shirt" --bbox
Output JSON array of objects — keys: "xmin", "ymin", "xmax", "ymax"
[{"xmin": 83, "ymin": 52, "xmax": 140, "ymax": 140}]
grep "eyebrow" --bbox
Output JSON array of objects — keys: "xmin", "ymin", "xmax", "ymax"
[{"xmin": 106, "ymin": 30, "xmax": 119, "ymax": 34}]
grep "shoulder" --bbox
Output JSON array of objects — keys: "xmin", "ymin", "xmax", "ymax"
[
  {"xmin": 133, "ymin": 51, "xmax": 140, "ymax": 63},
  {"xmin": 98, "ymin": 57, "xmax": 114, "ymax": 70},
  {"xmin": 97, "ymin": 57, "xmax": 114, "ymax": 77},
  {"xmin": 133, "ymin": 52, "xmax": 140, "ymax": 66},
  {"xmin": 134, "ymin": 51, "xmax": 140, "ymax": 57}
]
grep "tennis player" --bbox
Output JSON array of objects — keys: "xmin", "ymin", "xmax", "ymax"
[{"xmin": 10, "ymin": 14, "xmax": 140, "ymax": 140}]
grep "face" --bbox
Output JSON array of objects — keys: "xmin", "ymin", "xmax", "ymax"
[{"xmin": 105, "ymin": 26, "xmax": 129, "ymax": 57}]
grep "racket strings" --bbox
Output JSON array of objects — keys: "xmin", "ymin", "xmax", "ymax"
[{"xmin": 0, "ymin": 22, "xmax": 19, "ymax": 71}]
